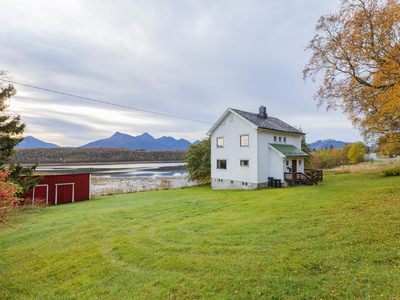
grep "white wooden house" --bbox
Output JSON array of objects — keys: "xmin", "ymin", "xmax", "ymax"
[{"xmin": 207, "ymin": 106, "xmax": 312, "ymax": 189}]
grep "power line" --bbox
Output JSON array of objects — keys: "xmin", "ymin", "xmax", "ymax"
[{"xmin": 4, "ymin": 79, "xmax": 214, "ymax": 125}]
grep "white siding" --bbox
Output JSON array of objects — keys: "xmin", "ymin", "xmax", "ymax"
[
  {"xmin": 209, "ymin": 110, "xmax": 304, "ymax": 189},
  {"xmin": 257, "ymin": 130, "xmax": 302, "ymax": 183},
  {"xmin": 210, "ymin": 112, "xmax": 258, "ymax": 185}
]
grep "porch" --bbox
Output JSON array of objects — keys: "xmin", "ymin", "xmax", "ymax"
[{"xmin": 284, "ymin": 169, "xmax": 323, "ymax": 186}]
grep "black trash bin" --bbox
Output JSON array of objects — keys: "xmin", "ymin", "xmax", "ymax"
[
  {"xmin": 268, "ymin": 177, "xmax": 274, "ymax": 187},
  {"xmin": 276, "ymin": 179, "xmax": 282, "ymax": 188},
  {"xmin": 271, "ymin": 179, "xmax": 277, "ymax": 188}
]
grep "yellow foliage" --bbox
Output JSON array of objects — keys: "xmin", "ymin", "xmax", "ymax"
[{"xmin": 304, "ymin": 0, "xmax": 400, "ymax": 146}]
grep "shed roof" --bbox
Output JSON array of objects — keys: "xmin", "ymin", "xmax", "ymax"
[
  {"xmin": 269, "ymin": 144, "xmax": 310, "ymax": 157},
  {"xmin": 231, "ymin": 109, "xmax": 303, "ymax": 134}
]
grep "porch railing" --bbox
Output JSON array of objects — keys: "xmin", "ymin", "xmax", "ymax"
[
  {"xmin": 304, "ymin": 169, "xmax": 323, "ymax": 182},
  {"xmin": 284, "ymin": 172, "xmax": 319, "ymax": 186}
]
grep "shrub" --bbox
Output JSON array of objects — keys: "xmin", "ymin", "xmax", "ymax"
[
  {"xmin": 383, "ymin": 168, "xmax": 400, "ymax": 177},
  {"xmin": 0, "ymin": 169, "xmax": 22, "ymax": 228}
]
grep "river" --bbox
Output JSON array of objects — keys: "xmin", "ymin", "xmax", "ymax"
[{"xmin": 35, "ymin": 162, "xmax": 187, "ymax": 177}]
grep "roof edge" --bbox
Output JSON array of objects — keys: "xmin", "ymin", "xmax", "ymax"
[
  {"xmin": 269, "ymin": 143, "xmax": 310, "ymax": 157},
  {"xmin": 207, "ymin": 108, "xmax": 258, "ymax": 135}
]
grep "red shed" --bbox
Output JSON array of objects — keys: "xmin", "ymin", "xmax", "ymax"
[{"xmin": 23, "ymin": 173, "xmax": 91, "ymax": 205}]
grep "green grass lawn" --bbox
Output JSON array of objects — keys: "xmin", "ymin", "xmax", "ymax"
[{"xmin": 1, "ymin": 172, "xmax": 400, "ymax": 299}]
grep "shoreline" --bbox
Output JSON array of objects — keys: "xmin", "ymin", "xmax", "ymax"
[
  {"xmin": 19, "ymin": 160, "xmax": 186, "ymax": 167},
  {"xmin": 91, "ymin": 175, "xmax": 198, "ymax": 196}
]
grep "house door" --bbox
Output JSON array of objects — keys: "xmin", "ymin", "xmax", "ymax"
[{"xmin": 292, "ymin": 160, "xmax": 297, "ymax": 173}]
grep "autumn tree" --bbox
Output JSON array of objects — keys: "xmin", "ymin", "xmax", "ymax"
[
  {"xmin": 185, "ymin": 138, "xmax": 211, "ymax": 182},
  {"xmin": 318, "ymin": 149, "xmax": 334, "ymax": 169},
  {"xmin": 0, "ymin": 72, "xmax": 40, "ymax": 195},
  {"xmin": 378, "ymin": 134, "xmax": 400, "ymax": 156},
  {"xmin": 304, "ymin": 0, "xmax": 400, "ymax": 148},
  {"xmin": 310, "ymin": 151, "xmax": 320, "ymax": 169},
  {"xmin": 341, "ymin": 143, "xmax": 352, "ymax": 165},
  {"xmin": 0, "ymin": 169, "xmax": 21, "ymax": 228},
  {"xmin": 332, "ymin": 148, "xmax": 342, "ymax": 166},
  {"xmin": 348, "ymin": 141, "xmax": 367, "ymax": 163}
]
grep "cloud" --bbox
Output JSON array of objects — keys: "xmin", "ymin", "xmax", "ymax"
[{"xmin": 0, "ymin": 0, "xmax": 357, "ymax": 147}]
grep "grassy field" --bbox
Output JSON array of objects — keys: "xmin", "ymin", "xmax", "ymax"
[{"xmin": 1, "ymin": 171, "xmax": 400, "ymax": 299}]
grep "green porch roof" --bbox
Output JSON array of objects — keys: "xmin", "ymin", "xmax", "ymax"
[{"xmin": 269, "ymin": 144, "xmax": 310, "ymax": 157}]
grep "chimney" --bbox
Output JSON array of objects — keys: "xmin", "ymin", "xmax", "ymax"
[{"xmin": 258, "ymin": 106, "xmax": 267, "ymax": 119}]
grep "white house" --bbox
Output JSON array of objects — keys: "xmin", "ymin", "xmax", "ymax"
[{"xmin": 207, "ymin": 106, "xmax": 311, "ymax": 189}]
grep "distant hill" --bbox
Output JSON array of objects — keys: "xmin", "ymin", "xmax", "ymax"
[
  {"xmin": 17, "ymin": 133, "xmax": 196, "ymax": 151},
  {"xmin": 310, "ymin": 139, "xmax": 349, "ymax": 151},
  {"xmin": 16, "ymin": 136, "xmax": 60, "ymax": 149},
  {"xmin": 79, "ymin": 132, "xmax": 168, "ymax": 151},
  {"xmin": 157, "ymin": 136, "xmax": 191, "ymax": 150}
]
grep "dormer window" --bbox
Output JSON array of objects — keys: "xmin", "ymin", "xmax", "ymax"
[
  {"xmin": 217, "ymin": 137, "xmax": 224, "ymax": 148},
  {"xmin": 283, "ymin": 137, "xmax": 286, "ymax": 143},
  {"xmin": 274, "ymin": 136, "xmax": 277, "ymax": 142},
  {"xmin": 279, "ymin": 137, "xmax": 282, "ymax": 142}
]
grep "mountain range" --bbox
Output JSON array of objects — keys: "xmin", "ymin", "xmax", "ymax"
[
  {"xmin": 16, "ymin": 135, "xmax": 350, "ymax": 152},
  {"xmin": 309, "ymin": 139, "xmax": 349, "ymax": 151},
  {"xmin": 16, "ymin": 133, "xmax": 193, "ymax": 151},
  {"xmin": 15, "ymin": 136, "xmax": 60, "ymax": 149}
]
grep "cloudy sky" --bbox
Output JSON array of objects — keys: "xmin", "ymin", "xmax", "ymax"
[{"xmin": 0, "ymin": 0, "xmax": 361, "ymax": 147}]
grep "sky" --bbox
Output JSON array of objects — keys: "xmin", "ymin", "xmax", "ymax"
[{"xmin": 0, "ymin": 0, "xmax": 363, "ymax": 147}]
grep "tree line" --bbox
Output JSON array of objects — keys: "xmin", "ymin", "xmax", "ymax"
[
  {"xmin": 11, "ymin": 148, "xmax": 186, "ymax": 164},
  {"xmin": 309, "ymin": 142, "xmax": 367, "ymax": 170}
]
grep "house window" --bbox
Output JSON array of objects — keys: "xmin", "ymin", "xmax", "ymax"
[
  {"xmin": 274, "ymin": 136, "xmax": 277, "ymax": 142},
  {"xmin": 286, "ymin": 160, "xmax": 289, "ymax": 166},
  {"xmin": 279, "ymin": 137, "xmax": 282, "ymax": 142},
  {"xmin": 283, "ymin": 137, "xmax": 286, "ymax": 143},
  {"xmin": 217, "ymin": 160, "xmax": 227, "ymax": 170},
  {"xmin": 217, "ymin": 137, "xmax": 224, "ymax": 148},
  {"xmin": 299, "ymin": 160, "xmax": 302, "ymax": 165},
  {"xmin": 240, "ymin": 160, "xmax": 249, "ymax": 167},
  {"xmin": 240, "ymin": 135, "xmax": 249, "ymax": 147}
]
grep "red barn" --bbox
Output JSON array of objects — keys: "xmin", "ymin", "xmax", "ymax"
[{"xmin": 23, "ymin": 173, "xmax": 91, "ymax": 205}]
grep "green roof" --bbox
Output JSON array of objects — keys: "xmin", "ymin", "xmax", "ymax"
[{"xmin": 269, "ymin": 144, "xmax": 310, "ymax": 157}]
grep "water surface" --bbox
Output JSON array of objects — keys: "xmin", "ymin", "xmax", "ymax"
[{"xmin": 35, "ymin": 162, "xmax": 187, "ymax": 177}]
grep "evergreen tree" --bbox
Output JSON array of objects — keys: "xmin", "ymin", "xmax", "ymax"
[
  {"xmin": 0, "ymin": 76, "xmax": 41, "ymax": 195},
  {"xmin": 296, "ymin": 127, "xmax": 312, "ymax": 168}
]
